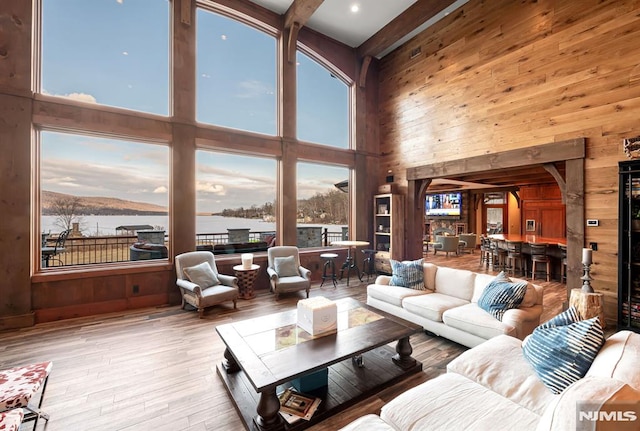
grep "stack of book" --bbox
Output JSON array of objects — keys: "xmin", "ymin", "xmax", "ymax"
[{"xmin": 278, "ymin": 387, "xmax": 322, "ymax": 424}]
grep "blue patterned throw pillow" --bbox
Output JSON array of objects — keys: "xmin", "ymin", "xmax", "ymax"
[
  {"xmin": 389, "ymin": 259, "xmax": 425, "ymax": 290},
  {"xmin": 522, "ymin": 306, "xmax": 605, "ymax": 394},
  {"xmin": 477, "ymin": 272, "xmax": 528, "ymax": 320}
]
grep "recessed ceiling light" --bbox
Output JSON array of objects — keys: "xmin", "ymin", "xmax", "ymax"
[{"xmin": 350, "ymin": 4, "xmax": 359, "ymax": 13}]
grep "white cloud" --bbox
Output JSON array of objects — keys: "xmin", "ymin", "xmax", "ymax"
[
  {"xmin": 153, "ymin": 186, "xmax": 167, "ymax": 193},
  {"xmin": 122, "ymin": 51, "xmax": 129, "ymax": 56},
  {"xmin": 116, "ymin": 0, "xmax": 123, "ymax": 4},
  {"xmin": 41, "ymin": 89, "xmax": 98, "ymax": 104},
  {"xmin": 221, "ymin": 34, "xmax": 227, "ymax": 41},
  {"xmin": 201, "ymin": 73, "xmax": 211, "ymax": 79},
  {"xmin": 197, "ymin": 182, "xmax": 226, "ymax": 195}
]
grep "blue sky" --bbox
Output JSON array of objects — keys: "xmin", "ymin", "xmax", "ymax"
[{"xmin": 41, "ymin": 0, "xmax": 349, "ymax": 213}]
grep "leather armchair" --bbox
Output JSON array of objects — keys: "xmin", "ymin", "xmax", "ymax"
[
  {"xmin": 267, "ymin": 246, "xmax": 311, "ymax": 299},
  {"xmin": 175, "ymin": 251, "xmax": 239, "ymax": 318}
]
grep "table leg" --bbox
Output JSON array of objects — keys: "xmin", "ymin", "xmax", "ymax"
[
  {"xmin": 392, "ymin": 336, "xmax": 417, "ymax": 370},
  {"xmin": 253, "ymin": 388, "xmax": 284, "ymax": 431},
  {"xmin": 221, "ymin": 347, "xmax": 240, "ymax": 373}
]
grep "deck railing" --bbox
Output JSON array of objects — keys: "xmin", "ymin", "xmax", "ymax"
[{"xmin": 43, "ymin": 228, "xmax": 345, "ymax": 267}]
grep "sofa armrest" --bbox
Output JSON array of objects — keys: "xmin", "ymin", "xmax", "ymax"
[
  {"xmin": 502, "ymin": 304, "xmax": 543, "ymax": 340},
  {"xmin": 267, "ymin": 267, "xmax": 278, "ymax": 280},
  {"xmin": 374, "ymin": 275, "xmax": 392, "ymax": 285},
  {"xmin": 299, "ymin": 266, "xmax": 312, "ymax": 280},
  {"xmin": 176, "ymin": 278, "xmax": 201, "ymax": 296},
  {"xmin": 217, "ymin": 273, "xmax": 239, "ymax": 288}
]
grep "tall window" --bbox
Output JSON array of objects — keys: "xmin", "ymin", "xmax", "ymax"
[
  {"xmin": 40, "ymin": 131, "xmax": 169, "ymax": 267},
  {"xmin": 297, "ymin": 162, "xmax": 349, "ymax": 248},
  {"xmin": 195, "ymin": 150, "xmax": 277, "ymax": 250},
  {"xmin": 41, "ymin": 0, "xmax": 170, "ymax": 115},
  {"xmin": 297, "ymin": 51, "xmax": 350, "ymax": 148},
  {"xmin": 196, "ymin": 8, "xmax": 277, "ymax": 135}
]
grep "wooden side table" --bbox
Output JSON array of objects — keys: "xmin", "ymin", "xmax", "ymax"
[
  {"xmin": 233, "ymin": 264, "xmax": 260, "ymax": 300},
  {"xmin": 569, "ymin": 288, "xmax": 606, "ymax": 329}
]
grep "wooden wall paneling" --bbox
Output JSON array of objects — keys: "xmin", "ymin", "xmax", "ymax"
[
  {"xmin": 0, "ymin": 1, "xmax": 32, "ymax": 95},
  {"xmin": 0, "ymin": 94, "xmax": 34, "ymax": 328}
]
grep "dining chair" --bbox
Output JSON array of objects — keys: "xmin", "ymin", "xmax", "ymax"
[{"xmin": 42, "ymin": 229, "xmax": 70, "ymax": 267}]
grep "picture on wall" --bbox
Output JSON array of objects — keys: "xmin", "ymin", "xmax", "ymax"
[{"xmin": 526, "ymin": 219, "xmax": 536, "ymax": 232}]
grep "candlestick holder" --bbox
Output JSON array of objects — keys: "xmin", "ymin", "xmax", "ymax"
[{"xmin": 581, "ymin": 263, "xmax": 594, "ymax": 293}]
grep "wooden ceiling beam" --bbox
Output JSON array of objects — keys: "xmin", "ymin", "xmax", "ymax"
[
  {"xmin": 284, "ymin": 0, "xmax": 324, "ymax": 29},
  {"xmin": 357, "ymin": 0, "xmax": 456, "ymax": 58},
  {"xmin": 284, "ymin": 0, "xmax": 324, "ymax": 63}
]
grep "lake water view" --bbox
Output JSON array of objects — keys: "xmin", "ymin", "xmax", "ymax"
[{"xmin": 41, "ymin": 215, "xmax": 347, "ymax": 237}]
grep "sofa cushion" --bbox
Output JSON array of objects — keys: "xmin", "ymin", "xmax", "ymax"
[
  {"xmin": 380, "ymin": 373, "xmax": 541, "ymax": 431},
  {"xmin": 586, "ymin": 330, "xmax": 640, "ymax": 390},
  {"xmin": 423, "ymin": 262, "xmax": 438, "ymax": 290},
  {"xmin": 403, "ymin": 292, "xmax": 468, "ymax": 322},
  {"xmin": 337, "ymin": 414, "xmax": 395, "ymax": 431},
  {"xmin": 472, "ymin": 273, "xmax": 539, "ymax": 308},
  {"xmin": 522, "ymin": 307, "xmax": 605, "ymax": 394},
  {"xmin": 536, "ymin": 376, "xmax": 640, "ymax": 431},
  {"xmin": 477, "ymin": 273, "xmax": 528, "ymax": 320},
  {"xmin": 434, "ymin": 266, "xmax": 476, "ymax": 301},
  {"xmin": 447, "ymin": 334, "xmax": 555, "ymax": 415},
  {"xmin": 389, "ymin": 258, "xmax": 424, "ymax": 290},
  {"xmin": 367, "ymin": 283, "xmax": 430, "ymax": 308},
  {"xmin": 183, "ymin": 261, "xmax": 220, "ymax": 288},
  {"xmin": 442, "ymin": 303, "xmax": 518, "ymax": 340}
]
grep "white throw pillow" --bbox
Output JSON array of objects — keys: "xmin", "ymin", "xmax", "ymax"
[
  {"xmin": 183, "ymin": 261, "xmax": 220, "ymax": 288},
  {"xmin": 274, "ymin": 256, "xmax": 299, "ymax": 277}
]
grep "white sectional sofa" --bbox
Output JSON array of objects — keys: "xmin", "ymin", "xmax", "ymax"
[
  {"xmin": 367, "ymin": 263, "xmax": 544, "ymax": 348},
  {"xmin": 339, "ymin": 330, "xmax": 640, "ymax": 431}
]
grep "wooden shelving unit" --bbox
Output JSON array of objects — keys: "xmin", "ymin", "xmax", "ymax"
[
  {"xmin": 373, "ymin": 193, "xmax": 404, "ymax": 274},
  {"xmin": 619, "ymin": 160, "xmax": 640, "ymax": 333}
]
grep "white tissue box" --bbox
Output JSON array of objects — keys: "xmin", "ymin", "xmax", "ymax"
[{"xmin": 297, "ymin": 296, "xmax": 337, "ymax": 336}]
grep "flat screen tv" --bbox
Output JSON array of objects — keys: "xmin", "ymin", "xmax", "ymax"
[{"xmin": 425, "ymin": 192, "xmax": 462, "ymax": 217}]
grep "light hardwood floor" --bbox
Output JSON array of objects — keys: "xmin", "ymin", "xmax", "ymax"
[{"xmin": 2, "ymin": 252, "xmax": 567, "ymax": 431}]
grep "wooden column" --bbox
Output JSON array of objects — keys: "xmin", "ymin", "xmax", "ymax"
[
  {"xmin": 565, "ymin": 157, "xmax": 585, "ymax": 297},
  {"xmin": 171, "ymin": 0, "xmax": 197, "ymax": 256},
  {"xmin": 0, "ymin": 1, "xmax": 35, "ymax": 328},
  {"xmin": 278, "ymin": 27, "xmax": 297, "ymax": 246}
]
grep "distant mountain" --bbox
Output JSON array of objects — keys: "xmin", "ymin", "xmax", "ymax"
[{"xmin": 42, "ymin": 191, "xmax": 168, "ymax": 216}]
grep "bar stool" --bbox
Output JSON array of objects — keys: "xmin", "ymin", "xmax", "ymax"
[
  {"xmin": 480, "ymin": 236, "xmax": 492, "ymax": 267},
  {"xmin": 559, "ymin": 244, "xmax": 567, "ymax": 283},
  {"xmin": 320, "ymin": 253, "xmax": 338, "ymax": 288},
  {"xmin": 530, "ymin": 243, "xmax": 551, "ymax": 282},
  {"xmin": 361, "ymin": 249, "xmax": 377, "ymax": 282},
  {"xmin": 0, "ymin": 361, "xmax": 52, "ymax": 428},
  {"xmin": 505, "ymin": 240, "xmax": 526, "ymax": 277},
  {"xmin": 490, "ymin": 238, "xmax": 506, "ymax": 271}
]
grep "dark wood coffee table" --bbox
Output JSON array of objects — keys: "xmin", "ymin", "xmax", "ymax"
[{"xmin": 216, "ymin": 297, "xmax": 422, "ymax": 430}]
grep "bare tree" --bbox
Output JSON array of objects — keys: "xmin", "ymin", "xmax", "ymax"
[{"xmin": 51, "ymin": 196, "xmax": 85, "ymax": 233}]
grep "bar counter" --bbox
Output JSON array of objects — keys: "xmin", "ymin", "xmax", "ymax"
[
  {"xmin": 487, "ymin": 234, "xmax": 566, "ymax": 247},
  {"xmin": 487, "ymin": 234, "xmax": 566, "ymax": 281}
]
